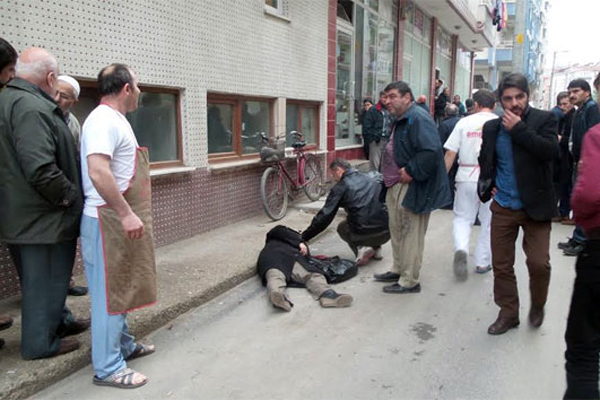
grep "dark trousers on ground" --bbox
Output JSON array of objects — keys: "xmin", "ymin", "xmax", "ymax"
[
  {"xmin": 8, "ymin": 241, "xmax": 76, "ymax": 359},
  {"xmin": 564, "ymin": 240, "xmax": 600, "ymax": 399},
  {"xmin": 490, "ymin": 201, "xmax": 551, "ymax": 319},
  {"xmin": 337, "ymin": 220, "xmax": 390, "ymax": 256}
]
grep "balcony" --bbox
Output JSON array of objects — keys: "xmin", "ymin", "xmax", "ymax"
[{"xmin": 416, "ymin": 0, "xmax": 497, "ymax": 50}]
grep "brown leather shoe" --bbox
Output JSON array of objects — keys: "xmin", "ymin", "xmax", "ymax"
[
  {"xmin": 529, "ymin": 307, "xmax": 545, "ymax": 328},
  {"xmin": 487, "ymin": 316, "xmax": 520, "ymax": 335},
  {"xmin": 53, "ymin": 338, "xmax": 80, "ymax": 357},
  {"xmin": 57, "ymin": 318, "xmax": 91, "ymax": 338}
]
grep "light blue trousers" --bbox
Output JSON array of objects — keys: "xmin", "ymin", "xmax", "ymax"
[{"xmin": 81, "ymin": 215, "xmax": 136, "ymax": 379}]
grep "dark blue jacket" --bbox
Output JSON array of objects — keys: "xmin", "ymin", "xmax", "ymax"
[
  {"xmin": 571, "ymin": 98, "xmax": 600, "ymax": 163},
  {"xmin": 391, "ymin": 104, "xmax": 451, "ymax": 214}
]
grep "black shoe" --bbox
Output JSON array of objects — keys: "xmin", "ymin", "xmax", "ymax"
[
  {"xmin": 563, "ymin": 243, "xmax": 584, "ymax": 257},
  {"xmin": 558, "ymin": 237, "xmax": 575, "ymax": 250},
  {"xmin": 57, "ymin": 318, "xmax": 91, "ymax": 338},
  {"xmin": 373, "ymin": 271, "xmax": 400, "ymax": 282},
  {"xmin": 383, "ymin": 283, "xmax": 421, "ymax": 294},
  {"xmin": 68, "ymin": 286, "xmax": 89, "ymax": 296}
]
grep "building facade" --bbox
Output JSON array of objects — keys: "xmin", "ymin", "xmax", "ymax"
[
  {"xmin": 474, "ymin": 0, "xmax": 549, "ymax": 104},
  {"xmin": 0, "ymin": 0, "xmax": 496, "ymax": 299}
]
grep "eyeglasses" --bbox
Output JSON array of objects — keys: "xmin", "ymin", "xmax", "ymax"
[{"xmin": 56, "ymin": 91, "xmax": 75, "ymax": 101}]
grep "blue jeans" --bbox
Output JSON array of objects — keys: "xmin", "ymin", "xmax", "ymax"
[{"xmin": 80, "ymin": 215, "xmax": 136, "ymax": 379}]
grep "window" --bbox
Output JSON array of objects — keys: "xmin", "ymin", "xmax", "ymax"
[
  {"xmin": 265, "ymin": 0, "xmax": 279, "ymax": 9},
  {"xmin": 72, "ymin": 83, "xmax": 182, "ymax": 168},
  {"xmin": 207, "ymin": 94, "xmax": 274, "ymax": 161},
  {"xmin": 285, "ymin": 102, "xmax": 320, "ymax": 148}
]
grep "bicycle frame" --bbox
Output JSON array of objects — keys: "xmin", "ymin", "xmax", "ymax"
[{"xmin": 273, "ymin": 149, "xmax": 307, "ymax": 193}]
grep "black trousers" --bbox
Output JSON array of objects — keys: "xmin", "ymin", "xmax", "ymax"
[
  {"xmin": 337, "ymin": 220, "xmax": 390, "ymax": 256},
  {"xmin": 564, "ymin": 239, "xmax": 600, "ymax": 399},
  {"xmin": 9, "ymin": 241, "xmax": 76, "ymax": 359}
]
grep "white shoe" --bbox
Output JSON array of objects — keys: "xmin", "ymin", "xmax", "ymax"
[
  {"xmin": 356, "ymin": 246, "xmax": 375, "ymax": 266},
  {"xmin": 372, "ymin": 247, "xmax": 383, "ymax": 260}
]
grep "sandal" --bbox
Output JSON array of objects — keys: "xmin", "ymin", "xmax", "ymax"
[
  {"xmin": 93, "ymin": 368, "xmax": 147, "ymax": 389},
  {"xmin": 125, "ymin": 343, "xmax": 155, "ymax": 361}
]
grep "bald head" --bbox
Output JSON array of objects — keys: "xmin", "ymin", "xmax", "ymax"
[
  {"xmin": 16, "ymin": 47, "xmax": 59, "ymax": 96},
  {"xmin": 416, "ymin": 95, "xmax": 427, "ymax": 104}
]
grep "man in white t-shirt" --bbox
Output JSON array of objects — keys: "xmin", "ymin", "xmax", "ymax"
[
  {"xmin": 443, "ymin": 89, "xmax": 499, "ymax": 280},
  {"xmin": 80, "ymin": 64, "xmax": 154, "ymax": 389}
]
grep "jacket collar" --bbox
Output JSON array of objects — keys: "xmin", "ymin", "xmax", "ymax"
[{"xmin": 7, "ymin": 77, "xmax": 59, "ymax": 105}]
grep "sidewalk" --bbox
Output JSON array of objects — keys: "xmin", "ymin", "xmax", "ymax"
[{"xmin": 0, "ymin": 206, "xmax": 337, "ymax": 399}]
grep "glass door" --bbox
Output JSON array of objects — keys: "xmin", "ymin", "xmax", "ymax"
[{"xmin": 335, "ymin": 26, "xmax": 357, "ymax": 147}]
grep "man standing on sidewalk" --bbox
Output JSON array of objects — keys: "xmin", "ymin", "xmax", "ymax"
[
  {"xmin": 54, "ymin": 74, "xmax": 89, "ymax": 296},
  {"xmin": 81, "ymin": 63, "xmax": 156, "ymax": 388},
  {"xmin": 478, "ymin": 73, "xmax": 558, "ymax": 335},
  {"xmin": 0, "ymin": 47, "xmax": 83, "ymax": 359},
  {"xmin": 374, "ymin": 80, "xmax": 450, "ymax": 294},
  {"xmin": 443, "ymin": 89, "xmax": 498, "ymax": 280},
  {"xmin": 559, "ymin": 79, "xmax": 600, "ymax": 257},
  {"xmin": 563, "ymin": 73, "xmax": 600, "ymax": 399}
]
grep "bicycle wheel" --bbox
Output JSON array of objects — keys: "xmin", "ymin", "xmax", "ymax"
[
  {"xmin": 260, "ymin": 166, "xmax": 288, "ymax": 220},
  {"xmin": 302, "ymin": 154, "xmax": 324, "ymax": 201}
]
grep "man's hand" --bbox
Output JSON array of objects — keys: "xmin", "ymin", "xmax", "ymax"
[
  {"xmin": 491, "ymin": 187, "xmax": 498, "ymax": 197},
  {"xmin": 502, "ymin": 109, "xmax": 522, "ymax": 131},
  {"xmin": 299, "ymin": 243, "xmax": 308, "ymax": 256},
  {"xmin": 398, "ymin": 167, "xmax": 413, "ymax": 184},
  {"xmin": 121, "ymin": 212, "xmax": 144, "ymax": 240}
]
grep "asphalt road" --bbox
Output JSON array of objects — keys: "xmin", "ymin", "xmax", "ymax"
[{"xmin": 36, "ymin": 210, "xmax": 577, "ymax": 400}]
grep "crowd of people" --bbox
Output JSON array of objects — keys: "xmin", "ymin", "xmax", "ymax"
[
  {"xmin": 281, "ymin": 73, "xmax": 599, "ymax": 398},
  {"xmin": 1, "ymin": 32, "xmax": 600, "ymax": 397},
  {"xmin": 0, "ymin": 38, "xmax": 155, "ymax": 388}
]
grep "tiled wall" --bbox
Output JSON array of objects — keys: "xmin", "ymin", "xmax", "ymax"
[
  {"xmin": 0, "ymin": 155, "xmax": 317, "ymax": 299},
  {"xmin": 0, "ymin": 0, "xmax": 329, "ymax": 299}
]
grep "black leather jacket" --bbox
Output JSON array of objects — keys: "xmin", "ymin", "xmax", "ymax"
[{"xmin": 302, "ymin": 168, "xmax": 389, "ymax": 241}]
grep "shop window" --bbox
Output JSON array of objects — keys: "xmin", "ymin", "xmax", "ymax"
[
  {"xmin": 337, "ymin": 0, "xmax": 353, "ymax": 23},
  {"xmin": 285, "ymin": 102, "xmax": 319, "ymax": 148},
  {"xmin": 72, "ymin": 83, "xmax": 182, "ymax": 168},
  {"xmin": 207, "ymin": 94, "xmax": 273, "ymax": 161}
]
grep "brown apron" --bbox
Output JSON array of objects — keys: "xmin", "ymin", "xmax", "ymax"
[{"xmin": 98, "ymin": 147, "xmax": 157, "ymax": 314}]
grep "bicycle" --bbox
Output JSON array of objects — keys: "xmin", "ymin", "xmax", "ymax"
[{"xmin": 259, "ymin": 131, "xmax": 324, "ymax": 220}]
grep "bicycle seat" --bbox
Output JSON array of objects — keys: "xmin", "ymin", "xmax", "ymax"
[
  {"xmin": 260, "ymin": 147, "xmax": 285, "ymax": 163},
  {"xmin": 292, "ymin": 141, "xmax": 306, "ymax": 149}
]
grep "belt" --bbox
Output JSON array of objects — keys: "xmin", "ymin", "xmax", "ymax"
[{"xmin": 458, "ymin": 163, "xmax": 480, "ymax": 178}]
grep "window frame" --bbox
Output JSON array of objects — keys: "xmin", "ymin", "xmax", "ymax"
[
  {"xmin": 207, "ymin": 93, "xmax": 275, "ymax": 163},
  {"xmin": 285, "ymin": 100, "xmax": 321, "ymax": 151},
  {"xmin": 75, "ymin": 80, "xmax": 184, "ymax": 170}
]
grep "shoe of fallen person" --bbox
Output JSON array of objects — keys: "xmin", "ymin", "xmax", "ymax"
[
  {"xmin": 373, "ymin": 271, "xmax": 400, "ymax": 282},
  {"xmin": 68, "ymin": 285, "xmax": 89, "ymax": 296},
  {"xmin": 319, "ymin": 289, "xmax": 353, "ymax": 308},
  {"xmin": 57, "ymin": 318, "xmax": 91, "ymax": 338},
  {"xmin": 270, "ymin": 292, "xmax": 293, "ymax": 312},
  {"xmin": 382, "ymin": 283, "xmax": 421, "ymax": 294}
]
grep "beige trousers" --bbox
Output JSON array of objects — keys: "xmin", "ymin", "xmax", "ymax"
[
  {"xmin": 385, "ymin": 183, "xmax": 430, "ymax": 288},
  {"xmin": 266, "ymin": 262, "xmax": 330, "ymax": 301}
]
